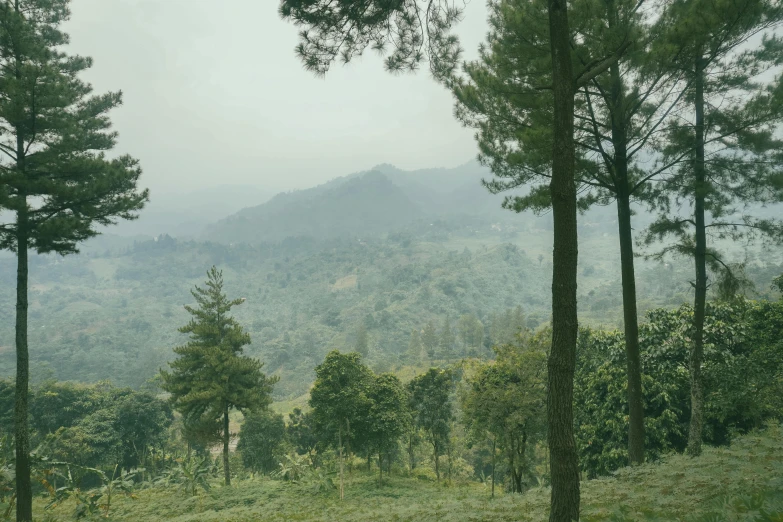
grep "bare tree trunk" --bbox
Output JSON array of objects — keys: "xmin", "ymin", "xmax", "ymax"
[
  {"xmin": 15, "ymin": 207, "xmax": 32, "ymax": 522},
  {"xmin": 408, "ymin": 434, "xmax": 415, "ymax": 472},
  {"xmin": 223, "ymin": 406, "xmax": 231, "ymax": 486},
  {"xmin": 547, "ymin": 0, "xmax": 581, "ymax": 517},
  {"xmin": 608, "ymin": 54, "xmax": 645, "ymax": 467},
  {"xmin": 688, "ymin": 57, "xmax": 707, "ymax": 457}
]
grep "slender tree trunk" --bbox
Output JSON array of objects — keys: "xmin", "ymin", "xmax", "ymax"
[
  {"xmin": 491, "ymin": 438, "xmax": 496, "ymax": 499},
  {"xmin": 378, "ymin": 451, "xmax": 382, "ymax": 487},
  {"xmin": 547, "ymin": 0, "xmax": 581, "ymax": 518},
  {"xmin": 608, "ymin": 55, "xmax": 645, "ymax": 467},
  {"xmin": 223, "ymin": 405, "xmax": 231, "ymax": 486},
  {"xmin": 408, "ymin": 434, "xmax": 415, "ymax": 472},
  {"xmin": 434, "ymin": 441, "xmax": 440, "ymax": 482},
  {"xmin": 15, "ymin": 206, "xmax": 32, "ymax": 522},
  {"xmin": 338, "ymin": 425, "xmax": 344, "ymax": 500},
  {"xmin": 688, "ymin": 58, "xmax": 707, "ymax": 457}
]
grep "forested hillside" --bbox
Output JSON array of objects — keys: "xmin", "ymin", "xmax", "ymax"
[{"xmin": 1, "ymin": 164, "xmax": 780, "ymax": 400}]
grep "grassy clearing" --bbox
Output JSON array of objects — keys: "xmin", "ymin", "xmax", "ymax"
[{"xmin": 34, "ymin": 425, "xmax": 783, "ymax": 522}]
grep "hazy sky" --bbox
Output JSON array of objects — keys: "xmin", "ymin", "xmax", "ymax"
[{"xmin": 63, "ymin": 0, "xmax": 490, "ymax": 196}]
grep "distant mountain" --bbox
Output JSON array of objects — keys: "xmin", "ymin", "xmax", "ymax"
[
  {"xmin": 103, "ymin": 184, "xmax": 276, "ymax": 238},
  {"xmin": 202, "ymin": 161, "xmax": 523, "ymax": 245},
  {"xmin": 203, "ymin": 171, "xmax": 425, "ymax": 244}
]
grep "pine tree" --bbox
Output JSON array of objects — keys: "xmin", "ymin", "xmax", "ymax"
[
  {"xmin": 160, "ymin": 267, "xmax": 276, "ymax": 486},
  {"xmin": 0, "ymin": 2, "xmax": 148, "ymax": 518},
  {"xmin": 451, "ymin": 0, "xmax": 682, "ymax": 467},
  {"xmin": 645, "ymin": 0, "xmax": 783, "ymax": 456}
]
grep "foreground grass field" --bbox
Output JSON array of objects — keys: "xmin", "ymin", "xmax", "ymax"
[{"xmin": 34, "ymin": 425, "xmax": 783, "ymax": 522}]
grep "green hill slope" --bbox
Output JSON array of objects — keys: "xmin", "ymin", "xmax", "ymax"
[{"xmin": 34, "ymin": 425, "xmax": 783, "ymax": 521}]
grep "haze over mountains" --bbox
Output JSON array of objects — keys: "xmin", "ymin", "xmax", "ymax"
[{"xmin": 202, "ymin": 161, "xmax": 517, "ymax": 244}]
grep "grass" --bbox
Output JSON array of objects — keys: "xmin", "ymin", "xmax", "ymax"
[{"xmin": 33, "ymin": 425, "xmax": 783, "ymax": 522}]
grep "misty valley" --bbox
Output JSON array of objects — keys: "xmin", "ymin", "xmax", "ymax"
[{"xmin": 1, "ymin": 1, "xmax": 783, "ymax": 522}]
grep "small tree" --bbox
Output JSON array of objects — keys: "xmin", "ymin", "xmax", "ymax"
[
  {"xmin": 365, "ymin": 373, "xmax": 410, "ymax": 486},
  {"xmin": 237, "ymin": 410, "xmax": 286, "ymax": 475},
  {"xmin": 408, "ymin": 368, "xmax": 453, "ymax": 482},
  {"xmin": 160, "ymin": 267, "xmax": 276, "ymax": 486},
  {"xmin": 461, "ymin": 335, "xmax": 547, "ymax": 493},
  {"xmin": 309, "ymin": 350, "xmax": 373, "ymax": 499},
  {"xmin": 0, "ymin": 2, "xmax": 148, "ymax": 517}
]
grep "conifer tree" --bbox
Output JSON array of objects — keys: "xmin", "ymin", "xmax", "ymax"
[
  {"xmin": 160, "ymin": 267, "xmax": 276, "ymax": 486},
  {"xmin": 450, "ymin": 0, "xmax": 689, "ymax": 466},
  {"xmin": 0, "ymin": 2, "xmax": 148, "ymax": 518},
  {"xmin": 645, "ymin": 0, "xmax": 783, "ymax": 456}
]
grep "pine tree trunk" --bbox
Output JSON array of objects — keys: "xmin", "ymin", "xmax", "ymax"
[
  {"xmin": 688, "ymin": 58, "xmax": 707, "ymax": 457},
  {"xmin": 223, "ymin": 406, "xmax": 231, "ymax": 486},
  {"xmin": 609, "ymin": 56, "xmax": 645, "ymax": 468},
  {"xmin": 547, "ymin": 0, "xmax": 581, "ymax": 517},
  {"xmin": 15, "ymin": 206, "xmax": 32, "ymax": 522}
]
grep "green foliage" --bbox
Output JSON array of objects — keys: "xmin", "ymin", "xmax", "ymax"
[
  {"xmin": 408, "ymin": 368, "xmax": 453, "ymax": 481},
  {"xmin": 160, "ymin": 267, "xmax": 276, "ymax": 448},
  {"xmin": 574, "ymin": 328, "xmax": 687, "ymax": 478},
  {"xmin": 278, "ymin": 0, "xmax": 462, "ymax": 77},
  {"xmin": 460, "ymin": 331, "xmax": 547, "ymax": 492},
  {"xmin": 309, "ymin": 351, "xmax": 373, "ymax": 451},
  {"xmin": 0, "ymin": 0, "xmax": 148, "ymax": 255},
  {"xmin": 25, "ymin": 381, "xmax": 172, "ymax": 472},
  {"xmin": 237, "ymin": 410, "xmax": 286, "ymax": 475},
  {"xmin": 286, "ymin": 408, "xmax": 320, "ymax": 463},
  {"xmin": 575, "ymin": 299, "xmax": 783, "ymax": 477},
  {"xmin": 364, "ymin": 373, "xmax": 409, "ymax": 485},
  {"xmin": 28, "ymin": 426, "xmax": 783, "ymax": 521}
]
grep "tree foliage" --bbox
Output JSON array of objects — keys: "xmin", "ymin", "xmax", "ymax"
[
  {"xmin": 160, "ymin": 267, "xmax": 276, "ymax": 485},
  {"xmin": 408, "ymin": 368, "xmax": 453, "ymax": 482}
]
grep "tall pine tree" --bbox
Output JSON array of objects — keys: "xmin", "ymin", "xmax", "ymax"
[
  {"xmin": 645, "ymin": 0, "xmax": 783, "ymax": 456},
  {"xmin": 160, "ymin": 267, "xmax": 276, "ymax": 486},
  {"xmin": 0, "ymin": 2, "xmax": 148, "ymax": 519},
  {"xmin": 278, "ymin": 0, "xmax": 624, "ymax": 516}
]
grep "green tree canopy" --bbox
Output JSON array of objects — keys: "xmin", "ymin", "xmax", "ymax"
[
  {"xmin": 408, "ymin": 368, "xmax": 453, "ymax": 482},
  {"xmin": 309, "ymin": 350, "xmax": 373, "ymax": 499},
  {"xmin": 237, "ymin": 410, "xmax": 286, "ymax": 475}
]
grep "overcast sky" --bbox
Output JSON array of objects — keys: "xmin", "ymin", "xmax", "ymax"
[{"xmin": 63, "ymin": 0, "xmax": 490, "ymax": 196}]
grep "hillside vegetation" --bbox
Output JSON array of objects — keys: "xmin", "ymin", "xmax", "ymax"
[{"xmin": 32, "ymin": 425, "xmax": 783, "ymax": 522}]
